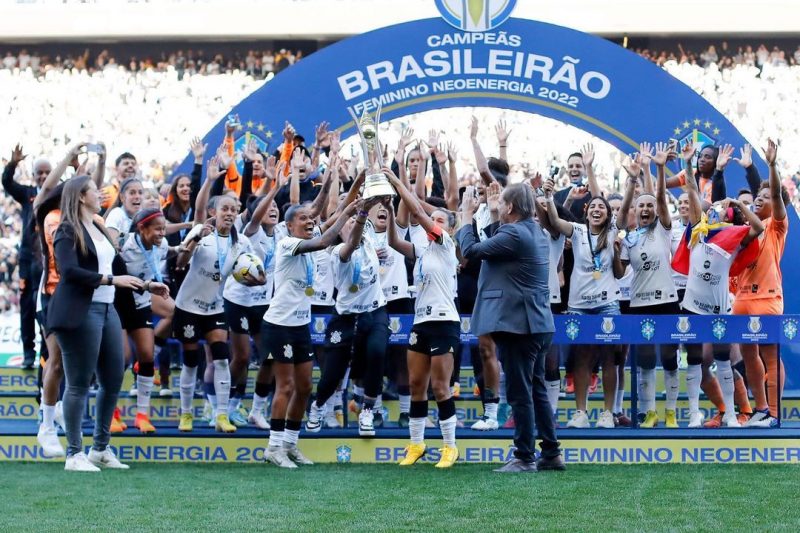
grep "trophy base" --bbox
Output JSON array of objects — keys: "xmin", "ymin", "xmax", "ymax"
[{"xmin": 362, "ymin": 172, "xmax": 396, "ymax": 199}]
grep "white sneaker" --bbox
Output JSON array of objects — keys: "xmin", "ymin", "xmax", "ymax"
[
  {"xmin": 88, "ymin": 448, "xmax": 129, "ymax": 469},
  {"xmin": 247, "ymin": 411, "xmax": 270, "ymax": 430},
  {"xmin": 687, "ymin": 411, "xmax": 705, "ymax": 428},
  {"xmin": 159, "ymin": 387, "xmax": 173, "ymax": 398},
  {"xmin": 284, "ymin": 444, "xmax": 314, "ymax": 465},
  {"xmin": 471, "ymin": 415, "xmax": 499, "ymax": 431},
  {"xmin": 37, "ymin": 424, "xmax": 65, "ymax": 457},
  {"xmin": 264, "ymin": 446, "xmax": 297, "ymax": 468},
  {"xmin": 359, "ymin": 408, "xmax": 375, "ymax": 437},
  {"xmin": 65, "ymin": 452, "xmax": 100, "ymax": 472},
  {"xmin": 129, "ymin": 386, "xmax": 138, "ymax": 398},
  {"xmin": 305, "ymin": 402, "xmax": 323, "ymax": 433},
  {"xmin": 54, "ymin": 401, "xmax": 65, "ymax": 431},
  {"xmin": 722, "ymin": 412, "xmax": 741, "ymax": 428},
  {"xmin": 324, "ymin": 410, "xmax": 342, "ymax": 429},
  {"xmin": 596, "ymin": 410, "xmax": 615, "ymax": 428},
  {"xmin": 566, "ymin": 410, "xmax": 590, "ymax": 428}
]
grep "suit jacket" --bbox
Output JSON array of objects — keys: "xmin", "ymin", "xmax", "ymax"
[
  {"xmin": 456, "ymin": 218, "xmax": 554, "ymax": 336},
  {"xmin": 48, "ymin": 221, "xmax": 129, "ymax": 331}
]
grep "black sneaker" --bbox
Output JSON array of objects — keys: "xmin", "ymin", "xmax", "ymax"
[
  {"xmin": 398, "ymin": 412, "xmax": 410, "ymax": 428},
  {"xmin": 373, "ymin": 411, "xmax": 384, "ymax": 428}
]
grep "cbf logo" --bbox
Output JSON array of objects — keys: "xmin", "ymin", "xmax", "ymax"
[
  {"xmin": 711, "ymin": 318, "xmax": 727, "ymax": 340},
  {"xmin": 748, "ymin": 316, "xmax": 762, "ymax": 334},
  {"xmin": 783, "ymin": 319, "xmax": 798, "ymax": 340},
  {"xmin": 601, "ymin": 317, "xmax": 615, "ymax": 335},
  {"xmin": 336, "ymin": 444, "xmax": 352, "ymax": 463},
  {"xmin": 435, "ymin": 0, "xmax": 517, "ymax": 32},
  {"xmin": 640, "ymin": 319, "xmax": 656, "ymax": 341},
  {"xmin": 565, "ymin": 319, "xmax": 580, "ymax": 341},
  {"xmin": 676, "ymin": 316, "xmax": 691, "ymax": 334}
]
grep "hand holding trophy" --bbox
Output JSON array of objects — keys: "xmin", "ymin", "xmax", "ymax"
[{"xmin": 347, "ymin": 103, "xmax": 396, "ymax": 199}]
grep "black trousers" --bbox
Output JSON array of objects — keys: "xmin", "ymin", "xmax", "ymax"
[
  {"xmin": 493, "ymin": 331, "xmax": 560, "ymax": 462},
  {"xmin": 20, "ymin": 260, "xmax": 42, "ymax": 362}
]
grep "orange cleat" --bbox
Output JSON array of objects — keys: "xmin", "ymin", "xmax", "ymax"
[
  {"xmin": 134, "ymin": 413, "xmax": 156, "ymax": 433},
  {"xmin": 113, "ymin": 407, "xmax": 128, "ymax": 431},
  {"xmin": 588, "ymin": 373, "xmax": 599, "ymax": 394},
  {"xmin": 703, "ymin": 412, "xmax": 723, "ymax": 428},
  {"xmin": 565, "ymin": 374, "xmax": 575, "ymax": 394}
]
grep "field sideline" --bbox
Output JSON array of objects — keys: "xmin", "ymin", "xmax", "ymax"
[{"xmin": 1, "ymin": 463, "xmax": 798, "ymax": 531}]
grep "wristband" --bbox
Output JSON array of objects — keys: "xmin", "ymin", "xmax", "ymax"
[
  {"xmin": 107, "ymin": 275, "xmax": 114, "ymax": 287},
  {"xmin": 358, "ymin": 210, "xmax": 369, "ymax": 218},
  {"xmin": 192, "ymin": 234, "xmax": 202, "ymax": 243}
]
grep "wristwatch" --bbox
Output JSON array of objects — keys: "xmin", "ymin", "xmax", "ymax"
[{"xmin": 107, "ymin": 275, "xmax": 114, "ymax": 286}]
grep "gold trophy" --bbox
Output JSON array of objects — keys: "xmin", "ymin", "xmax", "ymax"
[{"xmin": 347, "ymin": 103, "xmax": 396, "ymax": 199}]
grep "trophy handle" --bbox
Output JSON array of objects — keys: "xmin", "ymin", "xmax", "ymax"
[
  {"xmin": 373, "ymin": 103, "xmax": 384, "ymax": 168},
  {"xmin": 347, "ymin": 107, "xmax": 370, "ymax": 167}
]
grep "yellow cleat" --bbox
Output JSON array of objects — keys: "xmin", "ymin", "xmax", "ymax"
[
  {"xmin": 134, "ymin": 413, "xmax": 156, "ymax": 434},
  {"xmin": 664, "ymin": 409, "xmax": 679, "ymax": 428},
  {"xmin": 335, "ymin": 410, "xmax": 345, "ymax": 428},
  {"xmin": 398, "ymin": 443, "xmax": 426, "ymax": 466},
  {"xmin": 215, "ymin": 414, "xmax": 237, "ymax": 433},
  {"xmin": 640, "ymin": 410, "xmax": 659, "ymax": 428},
  {"xmin": 178, "ymin": 413, "xmax": 194, "ymax": 432},
  {"xmin": 435, "ymin": 445, "xmax": 459, "ymax": 469},
  {"xmin": 113, "ymin": 407, "xmax": 127, "ymax": 430},
  {"xmin": 451, "ymin": 382, "xmax": 461, "ymax": 398}
]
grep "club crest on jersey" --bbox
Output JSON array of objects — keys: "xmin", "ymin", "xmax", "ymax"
[
  {"xmin": 747, "ymin": 316, "xmax": 762, "ymax": 334},
  {"xmin": 329, "ymin": 330, "xmax": 342, "ymax": 345},
  {"xmin": 409, "ymin": 332, "xmax": 418, "ymax": 346},
  {"xmin": 711, "ymin": 318, "xmax": 727, "ymax": 340},
  {"xmin": 389, "ymin": 317, "xmax": 401, "ymax": 334},
  {"xmin": 640, "ymin": 319, "xmax": 656, "ymax": 341},
  {"xmin": 283, "ymin": 344, "xmax": 293, "ymax": 359},
  {"xmin": 565, "ymin": 319, "xmax": 580, "ymax": 341},
  {"xmin": 783, "ymin": 319, "xmax": 798, "ymax": 340},
  {"xmin": 336, "ymin": 444, "xmax": 352, "ymax": 463},
  {"xmin": 183, "ymin": 325, "xmax": 195, "ymax": 339},
  {"xmin": 676, "ymin": 316, "xmax": 691, "ymax": 334},
  {"xmin": 601, "ymin": 317, "xmax": 615, "ymax": 334},
  {"xmin": 314, "ymin": 317, "xmax": 327, "ymax": 334},
  {"xmin": 460, "ymin": 317, "xmax": 471, "ymax": 334},
  {"xmin": 240, "ymin": 317, "xmax": 249, "ymax": 332}
]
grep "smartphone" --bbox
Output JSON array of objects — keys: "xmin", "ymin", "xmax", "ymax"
[
  {"xmin": 549, "ymin": 164, "xmax": 559, "ymax": 178},
  {"xmin": 227, "ymin": 114, "xmax": 240, "ymax": 127},
  {"xmin": 86, "ymin": 143, "xmax": 103, "ymax": 153}
]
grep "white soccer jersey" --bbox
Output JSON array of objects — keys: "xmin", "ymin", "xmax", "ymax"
[
  {"xmin": 620, "ymin": 222, "xmax": 678, "ymax": 307},
  {"xmin": 264, "ymin": 236, "xmax": 317, "ymax": 326},
  {"xmin": 682, "ymin": 241, "xmax": 738, "ymax": 315},
  {"xmin": 223, "ymin": 224, "xmax": 287, "ymax": 307},
  {"xmin": 567, "ymin": 220, "xmax": 621, "ymax": 309},
  {"xmin": 175, "ymin": 231, "xmax": 250, "ymax": 315},
  {"xmin": 544, "ymin": 229, "xmax": 566, "ymax": 304},
  {"xmin": 331, "ymin": 239, "xmax": 386, "ymax": 315},
  {"xmin": 365, "ymin": 223, "xmax": 410, "ymax": 302},
  {"xmin": 120, "ymin": 234, "xmax": 169, "ymax": 309},
  {"xmin": 308, "ymin": 226, "xmax": 334, "ymax": 307},
  {"xmin": 105, "ymin": 206, "xmax": 133, "ymax": 247},
  {"xmin": 412, "ymin": 231, "xmax": 459, "ymax": 324}
]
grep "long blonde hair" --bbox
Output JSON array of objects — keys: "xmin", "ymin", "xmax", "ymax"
[{"xmin": 60, "ymin": 175, "xmax": 114, "ymax": 255}]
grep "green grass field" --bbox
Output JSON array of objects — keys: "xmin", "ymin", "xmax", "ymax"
[{"xmin": 2, "ymin": 463, "xmax": 798, "ymax": 532}]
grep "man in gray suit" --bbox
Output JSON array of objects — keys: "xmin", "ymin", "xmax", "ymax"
[{"xmin": 456, "ymin": 183, "xmax": 563, "ymax": 473}]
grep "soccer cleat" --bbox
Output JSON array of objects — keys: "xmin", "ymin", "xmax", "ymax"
[
  {"xmin": 703, "ymin": 412, "xmax": 723, "ymax": 428},
  {"xmin": 264, "ymin": 446, "xmax": 297, "ymax": 468},
  {"xmin": 178, "ymin": 412, "xmax": 194, "ymax": 432},
  {"xmin": 399, "ymin": 443, "xmax": 426, "ymax": 466},
  {"xmin": 335, "ymin": 409, "xmax": 345, "ymax": 428},
  {"xmin": 397, "ymin": 413, "xmax": 410, "ymax": 428},
  {"xmin": 471, "ymin": 415, "xmax": 499, "ymax": 431},
  {"xmin": 110, "ymin": 416, "xmax": 126, "ymax": 434},
  {"xmin": 159, "ymin": 387, "xmax": 173, "ymax": 398},
  {"xmin": 134, "ymin": 413, "xmax": 156, "ymax": 434},
  {"xmin": 722, "ymin": 412, "xmax": 741, "ymax": 428},
  {"xmin": 284, "ymin": 445, "xmax": 314, "ymax": 465},
  {"xmin": 640, "ymin": 410, "xmax": 659, "ymax": 428},
  {"xmin": 324, "ymin": 409, "xmax": 342, "ymax": 429},
  {"xmin": 373, "ymin": 411, "xmax": 384, "ymax": 428},
  {"xmin": 613, "ymin": 412, "xmax": 632, "ymax": 427},
  {"xmin": 664, "ymin": 409, "xmax": 679, "ymax": 428},
  {"xmin": 596, "ymin": 410, "xmax": 615, "ymax": 428},
  {"xmin": 588, "ymin": 373, "xmax": 599, "ymax": 394},
  {"xmin": 564, "ymin": 374, "xmax": 575, "ymax": 394},
  {"xmin": 37, "ymin": 424, "xmax": 65, "ymax": 457},
  {"xmin": 113, "ymin": 407, "xmax": 127, "ymax": 430},
  {"xmin": 248, "ymin": 411, "xmax": 270, "ymax": 430},
  {"xmin": 65, "ymin": 452, "xmax": 101, "ymax": 472},
  {"xmin": 54, "ymin": 401, "xmax": 65, "ymax": 431},
  {"xmin": 153, "ymin": 374, "xmax": 161, "ymax": 387},
  {"xmin": 229, "ymin": 410, "xmax": 248, "ymax": 428},
  {"xmin": 745, "ymin": 409, "xmax": 778, "ymax": 428},
  {"xmin": 129, "ymin": 385, "xmax": 138, "ymax": 398},
  {"xmin": 451, "ymin": 382, "xmax": 461, "ymax": 398},
  {"xmin": 348, "ymin": 396, "xmax": 363, "ymax": 415},
  {"xmin": 215, "ymin": 414, "xmax": 237, "ymax": 433},
  {"xmin": 87, "ymin": 448, "xmax": 129, "ymax": 469},
  {"xmin": 359, "ymin": 408, "xmax": 376, "ymax": 437},
  {"xmin": 688, "ymin": 411, "xmax": 705, "ymax": 428},
  {"xmin": 736, "ymin": 413, "xmax": 751, "ymax": 426},
  {"xmin": 305, "ymin": 402, "xmax": 323, "ymax": 433},
  {"xmin": 566, "ymin": 410, "xmax": 589, "ymax": 428},
  {"xmin": 473, "ymin": 384, "xmax": 481, "ymax": 396},
  {"xmin": 435, "ymin": 445, "xmax": 459, "ymax": 469}
]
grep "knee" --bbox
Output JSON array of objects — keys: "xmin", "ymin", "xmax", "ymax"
[
  {"xmin": 295, "ymin": 378, "xmax": 312, "ymax": 398},
  {"xmin": 275, "ymin": 379, "xmax": 294, "ymax": 399},
  {"xmin": 408, "ymin": 375, "xmax": 427, "ymax": 395},
  {"xmin": 431, "ymin": 380, "xmax": 450, "ymax": 401}
]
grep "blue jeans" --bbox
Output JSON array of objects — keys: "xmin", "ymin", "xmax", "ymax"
[{"xmin": 56, "ymin": 302, "xmax": 124, "ymax": 457}]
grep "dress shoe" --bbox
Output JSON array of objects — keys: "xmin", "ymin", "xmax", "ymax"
[
  {"xmin": 493, "ymin": 458, "xmax": 537, "ymax": 473},
  {"xmin": 536, "ymin": 454, "xmax": 566, "ymax": 471}
]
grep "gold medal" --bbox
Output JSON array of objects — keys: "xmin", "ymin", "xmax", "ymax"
[
  {"xmin": 379, "ymin": 266, "xmax": 386, "ymax": 276},
  {"xmin": 304, "ymin": 287, "xmax": 315, "ymax": 297},
  {"xmin": 349, "ymin": 284, "xmax": 359, "ymax": 293},
  {"xmin": 592, "ymin": 270, "xmax": 601, "ymax": 280},
  {"xmin": 617, "ymin": 229, "xmax": 627, "ymax": 240}
]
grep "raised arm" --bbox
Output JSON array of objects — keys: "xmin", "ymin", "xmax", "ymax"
[
  {"xmin": 764, "ymin": 138, "xmax": 786, "ymax": 221},
  {"xmin": 733, "ymin": 143, "xmax": 763, "ymax": 196},
  {"xmin": 338, "ymin": 197, "xmax": 381, "ymax": 262},
  {"xmin": 681, "ymin": 143, "xmax": 703, "ymax": 225},
  {"xmin": 34, "ymin": 142, "xmax": 85, "ymax": 209},
  {"xmin": 295, "ymin": 199, "xmax": 359, "ymax": 255},
  {"xmin": 194, "ymin": 154, "xmax": 226, "ymax": 224},
  {"xmin": 581, "ymin": 143, "xmax": 600, "ymax": 198},
  {"xmin": 243, "ymin": 175, "xmax": 279, "ymax": 237},
  {"xmin": 457, "ymin": 186, "xmax": 517, "ymax": 260},
  {"xmin": 394, "ymin": 127, "xmax": 413, "ymax": 189},
  {"xmin": 543, "ymin": 178, "xmax": 575, "ymax": 237},
  {"xmin": 91, "ymin": 142, "xmax": 107, "ymax": 189},
  {"xmin": 639, "ymin": 142, "xmax": 654, "ymax": 196},
  {"xmin": 414, "ymin": 140, "xmax": 430, "ymax": 201},
  {"xmin": 444, "ymin": 142, "xmax": 459, "ymax": 212},
  {"xmin": 383, "ymin": 167, "xmax": 439, "ymax": 239},
  {"xmin": 3, "ymin": 144, "xmax": 33, "ymax": 204},
  {"xmin": 652, "ymin": 142, "xmax": 672, "ymax": 229},
  {"xmin": 617, "ymin": 153, "xmax": 641, "ymax": 228},
  {"xmin": 470, "ymin": 116, "xmax": 495, "ymax": 186},
  {"xmin": 308, "ymin": 155, "xmax": 336, "ymax": 220},
  {"xmin": 495, "ymin": 119, "xmax": 510, "ymax": 162},
  {"xmin": 289, "ymin": 147, "xmax": 303, "ymax": 206},
  {"xmin": 385, "ymin": 198, "xmax": 414, "ymax": 260}
]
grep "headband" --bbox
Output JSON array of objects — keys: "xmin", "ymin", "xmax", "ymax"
[{"xmin": 136, "ymin": 211, "xmax": 163, "ymax": 227}]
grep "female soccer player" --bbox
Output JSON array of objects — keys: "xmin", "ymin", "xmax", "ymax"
[
  {"xmin": 383, "ymin": 168, "xmax": 460, "ymax": 469},
  {"xmin": 105, "ymin": 177, "xmax": 144, "ymax": 246},
  {"xmin": 261, "ymin": 196, "xmax": 357, "ymax": 468}
]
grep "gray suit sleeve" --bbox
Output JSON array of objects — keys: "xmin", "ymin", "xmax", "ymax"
[{"xmin": 458, "ymin": 223, "xmax": 518, "ymax": 260}]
